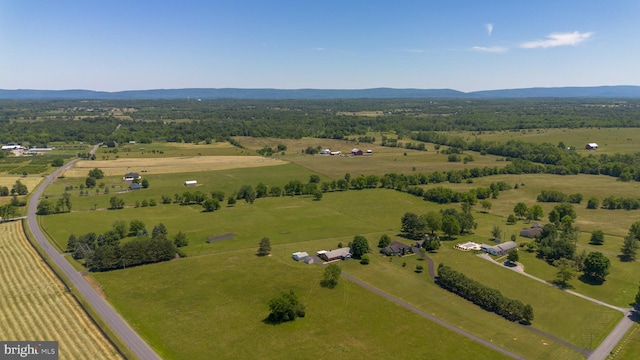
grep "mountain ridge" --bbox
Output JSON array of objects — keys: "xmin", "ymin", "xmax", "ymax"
[{"xmin": 1, "ymin": 86, "xmax": 639, "ymax": 100}]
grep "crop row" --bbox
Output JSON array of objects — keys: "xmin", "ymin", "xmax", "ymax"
[{"xmin": 0, "ymin": 222, "xmax": 121, "ymax": 359}]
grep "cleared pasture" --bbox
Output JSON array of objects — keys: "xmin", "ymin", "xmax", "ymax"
[
  {"xmin": 235, "ymin": 136, "xmax": 507, "ymax": 178},
  {"xmin": 64, "ymin": 155, "xmax": 287, "ymax": 177},
  {"xmin": 0, "ymin": 221, "xmax": 121, "ymax": 360},
  {"xmin": 459, "ymin": 127, "xmax": 640, "ymax": 155},
  {"xmin": 92, "ymin": 246, "xmax": 510, "ymax": 360}
]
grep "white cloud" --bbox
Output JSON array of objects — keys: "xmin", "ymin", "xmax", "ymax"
[
  {"xmin": 471, "ymin": 46, "xmax": 507, "ymax": 53},
  {"xmin": 520, "ymin": 31, "xmax": 593, "ymax": 49},
  {"xmin": 485, "ymin": 23, "xmax": 493, "ymax": 36}
]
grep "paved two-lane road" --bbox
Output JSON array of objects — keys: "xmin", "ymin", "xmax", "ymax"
[{"xmin": 26, "ymin": 155, "xmax": 161, "ymax": 360}]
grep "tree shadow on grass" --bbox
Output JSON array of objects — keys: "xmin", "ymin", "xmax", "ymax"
[
  {"xmin": 549, "ymin": 279, "xmax": 574, "ymax": 289},
  {"xmin": 578, "ymin": 274, "xmax": 605, "ymax": 286},
  {"xmin": 617, "ymin": 254, "xmax": 636, "ymax": 263}
]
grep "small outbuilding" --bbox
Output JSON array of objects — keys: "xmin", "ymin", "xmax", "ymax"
[
  {"xmin": 320, "ymin": 149, "xmax": 331, "ymax": 154},
  {"xmin": 351, "ymin": 148, "xmax": 363, "ymax": 156},
  {"xmin": 292, "ymin": 252, "xmax": 309, "ymax": 261},
  {"xmin": 129, "ymin": 183, "xmax": 142, "ymax": 190},
  {"xmin": 585, "ymin": 143, "xmax": 599, "ymax": 150},
  {"xmin": 184, "ymin": 180, "xmax": 197, "ymax": 187}
]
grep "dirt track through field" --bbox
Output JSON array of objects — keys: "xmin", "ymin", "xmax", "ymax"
[
  {"xmin": 64, "ymin": 156, "xmax": 287, "ymax": 177},
  {"xmin": 0, "ymin": 221, "xmax": 122, "ymax": 360}
]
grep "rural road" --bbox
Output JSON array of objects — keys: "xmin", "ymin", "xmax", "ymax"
[
  {"xmin": 478, "ymin": 253, "xmax": 637, "ymax": 359},
  {"xmin": 26, "ymin": 151, "xmax": 161, "ymax": 360}
]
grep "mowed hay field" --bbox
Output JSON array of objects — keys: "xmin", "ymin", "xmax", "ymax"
[
  {"xmin": 0, "ymin": 222, "xmax": 121, "ymax": 360},
  {"xmin": 65, "ymin": 156, "xmax": 287, "ymax": 177}
]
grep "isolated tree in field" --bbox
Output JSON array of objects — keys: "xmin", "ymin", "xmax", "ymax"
[
  {"xmin": 586, "ymin": 197, "xmax": 599, "ymax": 209},
  {"xmin": 152, "ymin": 223, "xmax": 168, "ymax": 240},
  {"xmin": 85, "ymin": 176, "xmax": 97, "ymax": 188},
  {"xmin": 12, "ymin": 180, "xmax": 28, "ymax": 195},
  {"xmin": 236, "ymin": 184, "xmax": 256, "ymax": 203},
  {"xmin": 583, "ymin": 252, "xmax": 610, "ymax": 282},
  {"xmin": 129, "ymin": 219, "xmax": 146, "ymax": 235},
  {"xmin": 423, "ymin": 211, "xmax": 442, "ymax": 236},
  {"xmin": 513, "ymin": 202, "xmax": 528, "ymax": 219},
  {"xmin": 36, "ymin": 199, "xmax": 55, "ymax": 215},
  {"xmin": 507, "ymin": 214, "xmax": 517, "ymax": 224},
  {"xmin": 378, "ymin": 234, "xmax": 391, "ymax": 248},
  {"xmin": 88, "ymin": 168, "xmax": 105, "ymax": 179},
  {"xmin": 351, "ymin": 235, "xmax": 369, "ymax": 259},
  {"xmin": 507, "ymin": 249, "xmax": 519, "ymax": 264},
  {"xmin": 309, "ymin": 174, "xmax": 321, "ymax": 183},
  {"xmin": 360, "ymin": 254, "xmax": 370, "ymax": 265},
  {"xmin": 257, "ymin": 237, "xmax": 271, "ymax": 256},
  {"xmin": 320, "ymin": 263, "xmax": 341, "ymax": 289},
  {"xmin": 109, "ymin": 196, "xmax": 124, "ymax": 209},
  {"xmin": 227, "ymin": 196, "xmax": 236, "ymax": 207},
  {"xmin": 620, "ymin": 236, "xmax": 639, "ymax": 261},
  {"xmin": 112, "ymin": 220, "xmax": 128, "ymax": 239},
  {"xmin": 491, "ymin": 225, "xmax": 502, "ymax": 240},
  {"xmin": 401, "ymin": 212, "xmax": 424, "ymax": 239},
  {"xmin": 51, "ymin": 158, "xmax": 64, "ymax": 167},
  {"xmin": 141, "ymin": 178, "xmax": 149, "ymax": 189},
  {"xmin": 313, "ymin": 190, "xmax": 323, "ymax": 201},
  {"xmin": 528, "ymin": 204, "xmax": 544, "ymax": 221},
  {"xmin": 267, "ymin": 290, "xmax": 305, "ymax": 323},
  {"xmin": 590, "ymin": 230, "xmax": 605, "ymax": 245},
  {"xmin": 480, "ymin": 200, "xmax": 492, "ymax": 212},
  {"xmin": 554, "ymin": 258, "xmax": 575, "ymax": 288},
  {"xmin": 202, "ymin": 198, "xmax": 220, "ymax": 212},
  {"xmin": 552, "ymin": 203, "xmax": 577, "ymax": 223},
  {"xmin": 173, "ymin": 231, "xmax": 189, "ymax": 247},
  {"xmin": 441, "ymin": 215, "xmax": 460, "ymax": 239},
  {"xmin": 255, "ymin": 183, "xmax": 268, "ymax": 198}
]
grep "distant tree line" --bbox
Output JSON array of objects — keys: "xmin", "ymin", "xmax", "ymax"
[
  {"xmin": 412, "ymin": 131, "xmax": 640, "ymax": 181},
  {"xmin": 4, "ymin": 98, "xmax": 640, "ymax": 146}
]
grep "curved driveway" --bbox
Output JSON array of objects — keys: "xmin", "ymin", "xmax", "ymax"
[{"xmin": 26, "ymin": 156, "xmax": 161, "ymax": 360}]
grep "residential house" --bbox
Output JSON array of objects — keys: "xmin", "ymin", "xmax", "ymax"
[
  {"xmin": 317, "ymin": 248, "xmax": 351, "ymax": 262},
  {"xmin": 351, "ymin": 148, "xmax": 363, "ymax": 156},
  {"xmin": 520, "ymin": 224, "xmax": 543, "ymax": 238},
  {"xmin": 585, "ymin": 143, "xmax": 599, "ymax": 150},
  {"xmin": 481, "ymin": 241, "xmax": 518, "ymax": 256},
  {"xmin": 123, "ymin": 172, "xmax": 141, "ymax": 181},
  {"xmin": 381, "ymin": 241, "xmax": 412, "ymax": 256}
]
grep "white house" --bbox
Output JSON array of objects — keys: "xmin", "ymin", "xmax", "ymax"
[
  {"xmin": 320, "ymin": 149, "xmax": 331, "ymax": 154},
  {"xmin": 123, "ymin": 172, "xmax": 141, "ymax": 181},
  {"xmin": 481, "ymin": 242, "xmax": 518, "ymax": 256},
  {"xmin": 184, "ymin": 180, "xmax": 197, "ymax": 187},
  {"xmin": 330, "ymin": 151, "xmax": 341, "ymax": 155},
  {"xmin": 585, "ymin": 143, "xmax": 599, "ymax": 150}
]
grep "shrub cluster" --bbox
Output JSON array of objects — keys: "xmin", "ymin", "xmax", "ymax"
[{"xmin": 536, "ymin": 190, "xmax": 582, "ymax": 203}]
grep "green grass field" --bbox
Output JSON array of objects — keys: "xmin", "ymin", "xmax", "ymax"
[
  {"xmin": 37, "ymin": 139, "xmax": 640, "ymax": 359},
  {"xmin": 92, "ymin": 247, "xmax": 510, "ymax": 360}
]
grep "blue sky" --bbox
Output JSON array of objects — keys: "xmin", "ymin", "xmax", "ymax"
[{"xmin": 1, "ymin": 0, "xmax": 639, "ymax": 91}]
